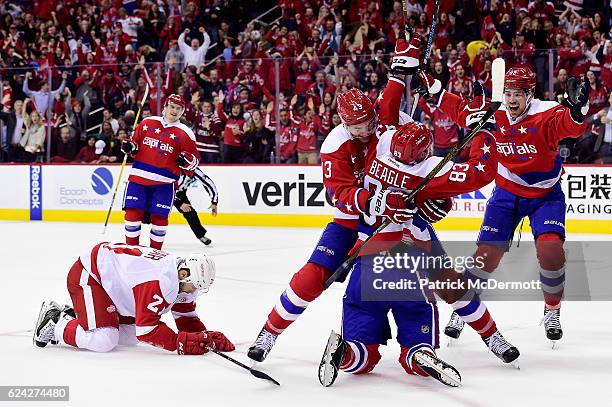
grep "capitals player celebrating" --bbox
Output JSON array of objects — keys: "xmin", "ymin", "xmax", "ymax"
[
  {"xmin": 121, "ymin": 94, "xmax": 200, "ymax": 249},
  {"xmin": 418, "ymin": 67, "xmax": 590, "ymax": 342},
  {"xmin": 247, "ymin": 36, "xmax": 423, "ymax": 363},
  {"xmin": 33, "ymin": 243, "xmax": 234, "ymax": 355}
]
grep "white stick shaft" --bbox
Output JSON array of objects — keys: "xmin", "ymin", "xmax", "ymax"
[{"xmin": 491, "ymin": 58, "xmax": 506, "ymax": 103}]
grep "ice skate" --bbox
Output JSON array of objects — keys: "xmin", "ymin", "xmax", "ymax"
[
  {"xmin": 483, "ymin": 330, "xmax": 520, "ymax": 366},
  {"xmin": 413, "ymin": 350, "xmax": 462, "ymax": 387},
  {"xmin": 318, "ymin": 330, "xmax": 347, "ymax": 387},
  {"xmin": 444, "ymin": 311, "xmax": 465, "ymax": 340},
  {"xmin": 248, "ymin": 327, "xmax": 278, "ymax": 363},
  {"xmin": 541, "ymin": 307, "xmax": 563, "ymax": 348},
  {"xmin": 33, "ymin": 301, "xmax": 63, "ymax": 347}
]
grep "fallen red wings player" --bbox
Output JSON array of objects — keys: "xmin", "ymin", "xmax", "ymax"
[{"xmin": 33, "ymin": 243, "xmax": 234, "ymax": 355}]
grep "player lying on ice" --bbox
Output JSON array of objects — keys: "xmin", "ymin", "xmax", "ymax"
[
  {"xmin": 33, "ymin": 242, "xmax": 234, "ymax": 355},
  {"xmin": 417, "ymin": 65, "xmax": 590, "ymax": 345},
  {"xmin": 318, "ymin": 119, "xmax": 522, "ymax": 388}
]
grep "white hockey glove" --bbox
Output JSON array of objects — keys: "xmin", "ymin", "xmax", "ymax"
[{"xmin": 366, "ymin": 190, "xmax": 417, "ymax": 224}]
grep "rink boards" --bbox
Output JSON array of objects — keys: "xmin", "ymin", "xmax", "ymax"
[{"xmin": 0, "ymin": 164, "xmax": 610, "ymax": 234}]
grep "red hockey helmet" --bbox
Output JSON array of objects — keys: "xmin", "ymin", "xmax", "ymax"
[
  {"xmin": 390, "ymin": 122, "xmax": 433, "ymax": 164},
  {"xmin": 337, "ymin": 88, "xmax": 377, "ymax": 137},
  {"xmin": 504, "ymin": 67, "xmax": 536, "ymax": 92},
  {"xmin": 165, "ymin": 93, "xmax": 186, "ymax": 109}
]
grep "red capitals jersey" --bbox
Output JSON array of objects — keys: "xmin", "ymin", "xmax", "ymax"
[
  {"xmin": 79, "ymin": 243, "xmax": 205, "ymax": 352},
  {"xmin": 439, "ymin": 90, "xmax": 586, "ymax": 198},
  {"xmin": 319, "ymin": 77, "xmax": 410, "ymax": 229},
  {"xmin": 359, "ymin": 129, "xmax": 496, "ymax": 249},
  {"xmin": 129, "ymin": 116, "xmax": 199, "ymax": 186}
]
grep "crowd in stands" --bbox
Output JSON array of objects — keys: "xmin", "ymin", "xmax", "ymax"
[{"xmin": 0, "ymin": 0, "xmax": 610, "ymax": 165}]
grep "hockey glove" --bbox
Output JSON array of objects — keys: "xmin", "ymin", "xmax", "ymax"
[
  {"xmin": 205, "ymin": 331, "xmax": 235, "ymax": 352},
  {"xmin": 176, "ymin": 331, "xmax": 212, "ymax": 355},
  {"xmin": 417, "ymin": 71, "xmax": 443, "ymax": 100},
  {"xmin": 563, "ymin": 76, "xmax": 590, "ymax": 122},
  {"xmin": 176, "ymin": 151, "xmax": 199, "ymax": 171},
  {"xmin": 121, "ymin": 140, "xmax": 137, "ymax": 155},
  {"xmin": 367, "ymin": 189, "xmax": 417, "ymax": 224},
  {"xmin": 391, "ymin": 35, "xmax": 423, "ymax": 76},
  {"xmin": 418, "ymin": 198, "xmax": 453, "ymax": 223}
]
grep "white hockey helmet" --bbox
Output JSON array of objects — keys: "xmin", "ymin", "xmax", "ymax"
[{"xmin": 178, "ymin": 253, "xmax": 216, "ymax": 295}]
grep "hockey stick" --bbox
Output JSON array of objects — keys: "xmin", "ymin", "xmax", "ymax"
[
  {"xmin": 102, "ymin": 84, "xmax": 150, "ymax": 234},
  {"xmin": 206, "ymin": 347, "xmax": 280, "ymax": 386},
  {"xmin": 410, "ymin": 0, "xmax": 441, "ymax": 118},
  {"xmin": 324, "ymin": 58, "xmax": 506, "ymax": 288}
]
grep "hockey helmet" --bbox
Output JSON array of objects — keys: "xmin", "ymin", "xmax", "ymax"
[
  {"xmin": 337, "ymin": 88, "xmax": 377, "ymax": 138},
  {"xmin": 165, "ymin": 93, "xmax": 186, "ymax": 110},
  {"xmin": 178, "ymin": 253, "xmax": 216, "ymax": 295},
  {"xmin": 504, "ymin": 67, "xmax": 536, "ymax": 92},
  {"xmin": 390, "ymin": 122, "xmax": 433, "ymax": 164}
]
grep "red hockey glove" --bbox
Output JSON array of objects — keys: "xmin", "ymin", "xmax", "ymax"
[
  {"xmin": 391, "ymin": 35, "xmax": 423, "ymax": 75},
  {"xmin": 176, "ymin": 151, "xmax": 199, "ymax": 171},
  {"xmin": 176, "ymin": 331, "xmax": 212, "ymax": 355},
  {"xmin": 367, "ymin": 190, "xmax": 417, "ymax": 224},
  {"xmin": 121, "ymin": 140, "xmax": 137, "ymax": 155},
  {"xmin": 417, "ymin": 71, "xmax": 442, "ymax": 97},
  {"xmin": 206, "ymin": 331, "xmax": 235, "ymax": 352},
  {"xmin": 418, "ymin": 198, "xmax": 453, "ymax": 223}
]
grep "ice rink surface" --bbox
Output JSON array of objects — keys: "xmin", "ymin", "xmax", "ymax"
[{"xmin": 1, "ymin": 221, "xmax": 610, "ymax": 407}]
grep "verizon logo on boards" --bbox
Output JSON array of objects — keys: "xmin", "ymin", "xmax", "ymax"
[{"xmin": 242, "ymin": 174, "xmax": 334, "ymax": 207}]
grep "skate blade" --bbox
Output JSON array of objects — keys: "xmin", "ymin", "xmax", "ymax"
[
  {"xmin": 33, "ymin": 301, "xmax": 50, "ymax": 347},
  {"xmin": 550, "ymin": 340, "xmax": 558, "ymax": 350},
  {"xmin": 414, "ymin": 352, "xmax": 462, "ymax": 388},
  {"xmin": 511, "ymin": 360, "xmax": 520, "ymax": 370},
  {"xmin": 319, "ymin": 330, "xmax": 340, "ymax": 387}
]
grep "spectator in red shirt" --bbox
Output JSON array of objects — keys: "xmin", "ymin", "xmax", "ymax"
[
  {"xmin": 277, "ymin": 108, "xmax": 298, "ymax": 163},
  {"xmin": 586, "ymin": 70, "xmax": 609, "ymax": 116},
  {"xmin": 419, "ymin": 99, "xmax": 460, "ymax": 160},
  {"xmin": 217, "ymin": 91, "xmax": 247, "ymax": 163},
  {"xmin": 295, "ymin": 104, "xmax": 321, "ymax": 164}
]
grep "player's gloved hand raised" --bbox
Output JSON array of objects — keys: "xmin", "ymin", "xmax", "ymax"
[
  {"xmin": 205, "ymin": 331, "xmax": 235, "ymax": 352},
  {"xmin": 367, "ymin": 189, "xmax": 417, "ymax": 224},
  {"xmin": 563, "ymin": 76, "xmax": 590, "ymax": 122},
  {"xmin": 391, "ymin": 35, "xmax": 423, "ymax": 75},
  {"xmin": 121, "ymin": 140, "xmax": 137, "ymax": 155},
  {"xmin": 176, "ymin": 331, "xmax": 213, "ymax": 355},
  {"xmin": 176, "ymin": 151, "xmax": 199, "ymax": 171},
  {"xmin": 417, "ymin": 71, "xmax": 442, "ymax": 97},
  {"xmin": 418, "ymin": 198, "xmax": 453, "ymax": 223}
]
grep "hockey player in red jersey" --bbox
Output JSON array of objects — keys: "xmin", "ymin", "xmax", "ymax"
[
  {"xmin": 33, "ymin": 243, "xmax": 234, "ymax": 355},
  {"xmin": 247, "ymin": 35, "xmax": 425, "ymax": 363},
  {"xmin": 418, "ymin": 67, "xmax": 590, "ymax": 343},
  {"xmin": 121, "ymin": 94, "xmax": 200, "ymax": 249}
]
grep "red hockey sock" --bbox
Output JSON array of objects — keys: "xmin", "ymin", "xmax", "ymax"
[
  {"xmin": 150, "ymin": 215, "xmax": 168, "ymax": 250},
  {"xmin": 62, "ymin": 319, "xmax": 80, "ymax": 348},
  {"xmin": 536, "ymin": 233, "xmax": 565, "ymax": 310},
  {"xmin": 124, "ymin": 209, "xmax": 144, "ymax": 246}
]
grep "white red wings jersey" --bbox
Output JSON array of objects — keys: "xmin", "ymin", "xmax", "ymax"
[
  {"xmin": 319, "ymin": 77, "xmax": 411, "ymax": 229},
  {"xmin": 79, "ymin": 242, "xmax": 201, "ymax": 351},
  {"xmin": 438, "ymin": 90, "xmax": 586, "ymax": 198},
  {"xmin": 128, "ymin": 116, "xmax": 199, "ymax": 186},
  {"xmin": 359, "ymin": 129, "xmax": 497, "ymax": 248}
]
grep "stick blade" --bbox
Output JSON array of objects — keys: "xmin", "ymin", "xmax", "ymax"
[
  {"xmin": 491, "ymin": 58, "xmax": 506, "ymax": 103},
  {"xmin": 250, "ymin": 368, "xmax": 281, "ymax": 386}
]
